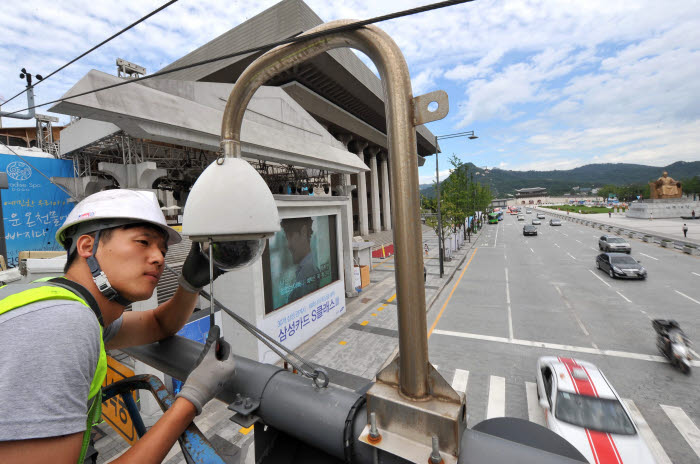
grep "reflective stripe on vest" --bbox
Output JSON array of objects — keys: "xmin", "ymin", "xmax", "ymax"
[{"xmin": 0, "ymin": 283, "xmax": 107, "ymax": 463}]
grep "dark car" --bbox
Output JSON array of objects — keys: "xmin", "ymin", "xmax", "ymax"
[
  {"xmin": 596, "ymin": 253, "xmax": 647, "ymax": 279},
  {"xmin": 599, "ymin": 235, "xmax": 631, "ymax": 253},
  {"xmin": 550, "ymin": 219, "xmax": 562, "ymax": 226},
  {"xmin": 523, "ymin": 225, "xmax": 538, "ymax": 236}
]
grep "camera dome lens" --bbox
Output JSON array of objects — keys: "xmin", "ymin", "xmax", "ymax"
[{"xmin": 201, "ymin": 239, "xmax": 266, "ymax": 271}]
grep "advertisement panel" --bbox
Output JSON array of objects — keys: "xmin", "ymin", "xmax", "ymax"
[
  {"xmin": 262, "ymin": 215, "xmax": 339, "ymax": 313},
  {"xmin": 257, "ymin": 279, "xmax": 345, "ymax": 364},
  {"xmin": 0, "ymin": 153, "xmax": 74, "ymax": 267}
]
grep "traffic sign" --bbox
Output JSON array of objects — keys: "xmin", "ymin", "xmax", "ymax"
[{"xmin": 101, "ymin": 356, "xmax": 138, "ymax": 446}]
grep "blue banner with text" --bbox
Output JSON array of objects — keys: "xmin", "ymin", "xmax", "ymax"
[{"xmin": 0, "ymin": 153, "xmax": 74, "ymax": 267}]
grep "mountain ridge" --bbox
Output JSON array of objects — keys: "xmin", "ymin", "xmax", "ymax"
[{"xmin": 420, "ymin": 161, "xmax": 700, "ymax": 197}]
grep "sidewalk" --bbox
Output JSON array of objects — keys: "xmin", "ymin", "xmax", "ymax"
[
  {"xmin": 95, "ymin": 225, "xmax": 482, "ymax": 463},
  {"xmin": 538, "ymin": 208, "xmax": 700, "ymax": 245}
]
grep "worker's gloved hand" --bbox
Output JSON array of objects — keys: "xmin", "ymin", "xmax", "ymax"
[
  {"xmin": 176, "ymin": 326, "xmax": 235, "ymax": 415},
  {"xmin": 179, "ymin": 242, "xmax": 225, "ymax": 293}
]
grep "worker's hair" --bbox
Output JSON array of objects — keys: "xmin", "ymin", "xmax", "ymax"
[{"xmin": 63, "ymin": 222, "xmax": 168, "ymax": 273}]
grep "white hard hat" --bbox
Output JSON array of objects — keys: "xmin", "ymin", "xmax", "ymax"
[{"xmin": 56, "ymin": 189, "xmax": 181, "ymax": 250}]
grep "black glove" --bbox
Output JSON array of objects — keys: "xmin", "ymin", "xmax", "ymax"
[{"xmin": 179, "ymin": 242, "xmax": 225, "ymax": 293}]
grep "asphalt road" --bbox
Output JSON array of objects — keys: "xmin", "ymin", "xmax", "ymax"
[{"xmin": 427, "ymin": 213, "xmax": 700, "ymax": 464}]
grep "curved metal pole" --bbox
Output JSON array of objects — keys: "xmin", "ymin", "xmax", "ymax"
[
  {"xmin": 0, "ymin": 86, "xmax": 36, "ymax": 120},
  {"xmin": 221, "ymin": 21, "xmax": 428, "ymax": 399}
]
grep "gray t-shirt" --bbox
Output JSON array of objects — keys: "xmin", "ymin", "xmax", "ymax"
[{"xmin": 0, "ymin": 300, "xmax": 122, "ymax": 440}]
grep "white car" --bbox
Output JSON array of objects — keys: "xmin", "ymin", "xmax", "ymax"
[
  {"xmin": 535, "ymin": 357, "xmax": 655, "ymax": 464},
  {"xmin": 517, "ymin": 215, "xmax": 525, "ymax": 221}
]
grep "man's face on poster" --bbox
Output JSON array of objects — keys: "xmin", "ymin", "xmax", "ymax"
[{"xmin": 283, "ymin": 218, "xmax": 313, "ymax": 264}]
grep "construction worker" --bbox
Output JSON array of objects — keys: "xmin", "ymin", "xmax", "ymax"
[{"xmin": 0, "ymin": 189, "xmax": 234, "ymax": 463}]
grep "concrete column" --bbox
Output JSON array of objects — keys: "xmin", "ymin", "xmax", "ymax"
[
  {"xmin": 368, "ymin": 146, "xmax": 381, "ymax": 233},
  {"xmin": 98, "ymin": 161, "xmax": 167, "ymax": 190},
  {"xmin": 353, "ymin": 141, "xmax": 369, "ymax": 236},
  {"xmin": 332, "ymin": 133, "xmax": 356, "ymax": 197},
  {"xmin": 380, "ymin": 152, "xmax": 392, "ymax": 230},
  {"xmin": 51, "ymin": 176, "xmax": 113, "ymax": 203}
]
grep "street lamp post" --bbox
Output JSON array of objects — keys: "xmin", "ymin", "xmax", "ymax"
[{"xmin": 434, "ymin": 131, "xmax": 477, "ymax": 277}]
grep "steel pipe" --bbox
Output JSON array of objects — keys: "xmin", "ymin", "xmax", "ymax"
[
  {"xmin": 124, "ymin": 336, "xmax": 379, "ymax": 461},
  {"xmin": 220, "ymin": 20, "xmax": 429, "ymax": 399}
]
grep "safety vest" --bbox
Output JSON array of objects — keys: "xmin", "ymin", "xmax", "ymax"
[{"xmin": 0, "ymin": 278, "xmax": 107, "ymax": 464}]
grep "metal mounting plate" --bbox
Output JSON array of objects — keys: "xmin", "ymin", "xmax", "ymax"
[{"xmin": 412, "ymin": 90, "xmax": 449, "ymax": 125}]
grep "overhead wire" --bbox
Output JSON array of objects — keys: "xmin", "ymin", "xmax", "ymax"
[
  {"xmin": 0, "ymin": 0, "xmax": 180, "ymax": 108},
  {"xmin": 2, "ymin": 0, "xmax": 474, "ymax": 118}
]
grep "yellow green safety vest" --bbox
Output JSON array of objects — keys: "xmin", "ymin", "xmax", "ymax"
[{"xmin": 0, "ymin": 279, "xmax": 107, "ymax": 463}]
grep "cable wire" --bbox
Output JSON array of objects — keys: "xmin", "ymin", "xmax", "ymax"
[
  {"xmin": 2, "ymin": 0, "xmax": 474, "ymax": 117},
  {"xmin": 162, "ymin": 264, "xmax": 325, "ymax": 384},
  {"xmin": 0, "ymin": 0, "xmax": 180, "ymax": 107}
]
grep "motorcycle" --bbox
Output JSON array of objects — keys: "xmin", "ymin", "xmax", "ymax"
[{"xmin": 653, "ymin": 319, "xmax": 692, "ymax": 375}]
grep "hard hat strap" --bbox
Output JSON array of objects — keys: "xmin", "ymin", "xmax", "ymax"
[{"xmin": 86, "ymin": 230, "xmax": 133, "ymax": 307}]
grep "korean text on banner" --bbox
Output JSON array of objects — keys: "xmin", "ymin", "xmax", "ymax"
[{"xmin": 0, "ymin": 153, "xmax": 74, "ymax": 267}]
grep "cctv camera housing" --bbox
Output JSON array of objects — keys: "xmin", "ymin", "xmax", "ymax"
[{"xmin": 182, "ymin": 157, "xmax": 281, "ymax": 242}]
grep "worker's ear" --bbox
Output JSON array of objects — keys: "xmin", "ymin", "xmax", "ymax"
[{"xmin": 75, "ymin": 234, "xmax": 97, "ymax": 259}]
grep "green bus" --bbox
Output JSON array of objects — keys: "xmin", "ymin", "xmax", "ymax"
[{"xmin": 488, "ymin": 212, "xmax": 499, "ymax": 224}]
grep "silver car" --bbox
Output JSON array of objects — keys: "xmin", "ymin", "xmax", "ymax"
[
  {"xmin": 599, "ymin": 235, "xmax": 631, "ymax": 253},
  {"xmin": 532, "ymin": 219, "xmax": 541, "ymax": 225}
]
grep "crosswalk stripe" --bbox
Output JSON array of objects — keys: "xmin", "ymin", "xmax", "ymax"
[
  {"xmin": 623, "ymin": 399, "xmax": 672, "ymax": 464},
  {"xmin": 486, "ymin": 375, "xmax": 505, "ymax": 419},
  {"xmin": 661, "ymin": 404, "xmax": 700, "ymax": 458},
  {"xmin": 451, "ymin": 369, "xmax": 469, "ymax": 394},
  {"xmin": 525, "ymin": 382, "xmax": 545, "ymax": 426}
]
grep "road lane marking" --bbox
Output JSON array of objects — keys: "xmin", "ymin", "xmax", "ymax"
[
  {"xmin": 566, "ymin": 252, "xmax": 577, "ymax": 260},
  {"xmin": 616, "ymin": 291, "xmax": 631, "ymax": 303},
  {"xmin": 494, "ymin": 222, "xmax": 499, "ymax": 247},
  {"xmin": 589, "ymin": 269, "xmax": 611, "ymax": 287},
  {"xmin": 562, "ymin": 233, "xmax": 569, "ymax": 237},
  {"xmin": 623, "ymin": 400, "xmax": 672, "ymax": 464},
  {"xmin": 554, "ymin": 284, "xmax": 591, "ymax": 337},
  {"xmin": 430, "ymin": 329, "xmax": 700, "ymax": 366},
  {"xmin": 554, "ymin": 243, "xmax": 560, "ymax": 248},
  {"xmin": 530, "ymin": 247, "xmax": 535, "ymax": 254},
  {"xmin": 675, "ymin": 290, "xmax": 700, "ymax": 305},
  {"xmin": 693, "ymin": 272, "xmax": 700, "ymax": 278},
  {"xmin": 451, "ymin": 369, "xmax": 469, "ymax": 394},
  {"xmin": 428, "ymin": 248, "xmax": 478, "ymax": 337},
  {"xmin": 526, "ymin": 382, "xmax": 546, "ymax": 426},
  {"xmin": 505, "ymin": 268, "xmax": 513, "ymax": 340},
  {"xmin": 661, "ymin": 405, "xmax": 700, "ymax": 458},
  {"xmin": 486, "ymin": 376, "xmax": 506, "ymax": 419},
  {"xmin": 639, "ymin": 253, "xmax": 658, "ymax": 261},
  {"xmin": 576, "ymin": 239, "xmax": 582, "ymax": 244},
  {"xmin": 505, "ymin": 268, "xmax": 511, "ymax": 304}
]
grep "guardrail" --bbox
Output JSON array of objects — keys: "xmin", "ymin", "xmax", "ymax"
[{"xmin": 534, "ymin": 208, "xmax": 700, "ymax": 256}]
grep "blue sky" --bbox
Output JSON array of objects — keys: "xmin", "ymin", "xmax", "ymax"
[{"xmin": 2, "ymin": 0, "xmax": 699, "ymax": 184}]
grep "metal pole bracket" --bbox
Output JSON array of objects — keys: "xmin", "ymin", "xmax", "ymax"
[
  {"xmin": 228, "ymin": 394, "xmax": 261, "ymax": 428},
  {"xmin": 361, "ymin": 357, "xmax": 466, "ymax": 462},
  {"xmin": 412, "ymin": 90, "xmax": 449, "ymax": 125}
]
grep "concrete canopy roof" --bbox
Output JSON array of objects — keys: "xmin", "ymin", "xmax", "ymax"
[
  {"xmin": 156, "ymin": 0, "xmax": 438, "ymax": 158},
  {"xmin": 50, "ymin": 70, "xmax": 369, "ymax": 174}
]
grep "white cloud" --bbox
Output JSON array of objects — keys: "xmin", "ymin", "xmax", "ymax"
[{"xmin": 1, "ymin": 0, "xmax": 699, "ymax": 177}]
